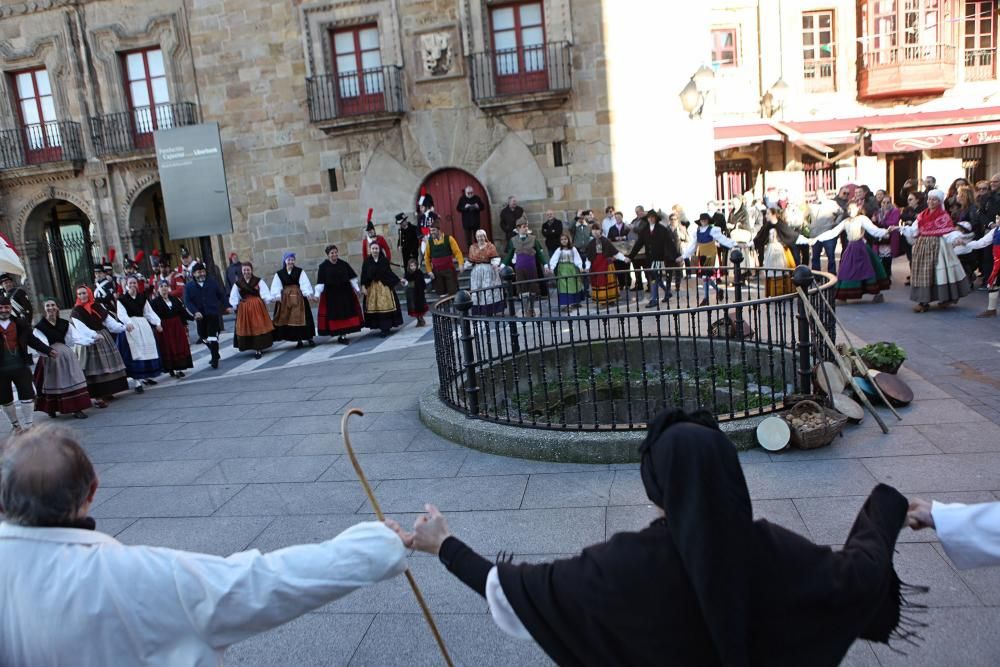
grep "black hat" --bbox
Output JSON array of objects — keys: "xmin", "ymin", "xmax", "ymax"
[
  {"xmin": 366, "ymin": 220, "xmax": 376, "ymax": 232},
  {"xmin": 645, "ymin": 208, "xmax": 663, "ymax": 222},
  {"xmin": 0, "ymin": 293, "xmax": 10, "ymax": 306},
  {"xmin": 191, "ymin": 262, "xmax": 207, "ymax": 274},
  {"xmin": 0, "ymin": 273, "xmax": 13, "ymax": 283},
  {"xmin": 697, "ymin": 213, "xmax": 713, "ymax": 224},
  {"xmin": 102, "ymin": 261, "xmax": 114, "ymax": 273},
  {"xmin": 395, "ymin": 212, "xmax": 408, "ymax": 223}
]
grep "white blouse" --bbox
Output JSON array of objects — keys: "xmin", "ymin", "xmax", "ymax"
[
  {"xmin": 270, "ymin": 270, "xmax": 314, "ymax": 301},
  {"xmin": 547, "ymin": 247, "xmax": 584, "ymax": 271},
  {"xmin": 70, "ymin": 313, "xmax": 126, "ymax": 344},
  {"xmin": 681, "ymin": 225, "xmax": 736, "ymax": 261},
  {"xmin": 229, "ymin": 280, "xmax": 272, "ymax": 309},
  {"xmin": 932, "ymin": 501, "xmax": 1000, "ymax": 569},
  {"xmin": 117, "ymin": 299, "xmax": 161, "ymax": 328},
  {"xmin": 812, "ymin": 215, "xmax": 887, "ymax": 243},
  {"xmin": 33, "ymin": 324, "xmax": 81, "ymax": 348}
]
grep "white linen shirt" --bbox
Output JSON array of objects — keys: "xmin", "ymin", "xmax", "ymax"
[
  {"xmin": 932, "ymin": 501, "xmax": 1000, "ymax": 569},
  {"xmin": 0, "ymin": 521, "xmax": 406, "ymax": 666}
]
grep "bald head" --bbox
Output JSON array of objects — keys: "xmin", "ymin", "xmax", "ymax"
[{"xmin": 1, "ymin": 426, "xmax": 97, "ymax": 526}]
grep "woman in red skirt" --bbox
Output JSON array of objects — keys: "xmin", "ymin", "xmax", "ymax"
[
  {"xmin": 315, "ymin": 245, "xmax": 364, "ymax": 344},
  {"xmin": 150, "ymin": 279, "xmax": 194, "ymax": 377}
]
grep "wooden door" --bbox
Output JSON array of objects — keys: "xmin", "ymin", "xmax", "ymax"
[
  {"xmin": 490, "ymin": 2, "xmax": 549, "ymax": 96},
  {"xmin": 419, "ymin": 169, "xmax": 492, "ymax": 243}
]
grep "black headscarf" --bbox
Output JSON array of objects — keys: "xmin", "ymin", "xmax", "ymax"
[
  {"xmin": 360, "ymin": 252, "xmax": 400, "ymax": 289},
  {"xmin": 497, "ymin": 408, "xmax": 918, "ymax": 667}
]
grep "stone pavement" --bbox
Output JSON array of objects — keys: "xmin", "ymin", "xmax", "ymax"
[{"xmin": 31, "ymin": 261, "xmax": 1000, "ymax": 666}]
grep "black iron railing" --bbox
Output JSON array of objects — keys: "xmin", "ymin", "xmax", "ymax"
[
  {"xmin": 306, "ymin": 66, "xmax": 405, "ymax": 122},
  {"xmin": 90, "ymin": 102, "xmax": 198, "ymax": 156},
  {"xmin": 432, "ymin": 257, "xmax": 838, "ymax": 431},
  {"xmin": 0, "ymin": 121, "xmax": 85, "ymax": 169},
  {"xmin": 468, "ymin": 41, "xmax": 572, "ymax": 103}
]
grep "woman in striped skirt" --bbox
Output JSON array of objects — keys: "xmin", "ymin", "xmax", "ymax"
[
  {"xmin": 33, "ymin": 299, "xmax": 91, "ymax": 419},
  {"xmin": 903, "ymin": 189, "xmax": 971, "ymax": 312},
  {"xmin": 70, "ymin": 286, "xmax": 129, "ymax": 408}
]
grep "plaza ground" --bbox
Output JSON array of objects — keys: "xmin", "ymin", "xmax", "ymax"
[{"xmin": 55, "ymin": 264, "xmax": 1000, "ymax": 666}]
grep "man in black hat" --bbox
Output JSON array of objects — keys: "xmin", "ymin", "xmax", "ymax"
[
  {"xmin": 628, "ymin": 209, "xmax": 681, "ymax": 309},
  {"xmin": 183, "ymin": 263, "xmax": 229, "ymax": 369},
  {"xmin": 396, "ymin": 212, "xmax": 421, "ymax": 264},
  {"xmin": 94, "ymin": 261, "xmax": 118, "ymax": 310},
  {"xmin": 0, "ymin": 293, "xmax": 54, "ymax": 433},
  {"xmin": 0, "ymin": 274, "xmax": 33, "ymax": 324}
]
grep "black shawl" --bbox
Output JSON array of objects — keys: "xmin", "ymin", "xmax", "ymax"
[
  {"xmin": 149, "ymin": 296, "xmax": 191, "ymax": 322},
  {"xmin": 118, "ymin": 292, "xmax": 148, "ymax": 318},
  {"xmin": 754, "ymin": 218, "xmax": 799, "ymax": 258},
  {"xmin": 35, "ymin": 317, "xmax": 70, "ymax": 345},
  {"xmin": 360, "ymin": 255, "xmax": 400, "ymax": 289},
  {"xmin": 494, "ymin": 409, "xmax": 915, "ymax": 667}
]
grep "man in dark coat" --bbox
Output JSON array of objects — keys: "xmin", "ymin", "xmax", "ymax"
[
  {"xmin": 0, "ymin": 274, "xmax": 32, "ymax": 324},
  {"xmin": 0, "ymin": 293, "xmax": 54, "ymax": 432},
  {"xmin": 498, "ymin": 196, "xmax": 524, "ymax": 245},
  {"xmin": 224, "ymin": 253, "xmax": 243, "ymax": 293},
  {"xmin": 396, "ymin": 212, "xmax": 421, "ymax": 264},
  {"xmin": 628, "ymin": 209, "xmax": 680, "ymax": 308},
  {"xmin": 456, "ymin": 186, "xmax": 485, "ymax": 248},
  {"xmin": 183, "ymin": 263, "xmax": 229, "ymax": 369},
  {"xmin": 540, "ymin": 210, "xmax": 565, "ymax": 256}
]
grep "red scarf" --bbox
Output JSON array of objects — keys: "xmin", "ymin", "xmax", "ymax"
[{"xmin": 75, "ymin": 285, "xmax": 97, "ymax": 315}]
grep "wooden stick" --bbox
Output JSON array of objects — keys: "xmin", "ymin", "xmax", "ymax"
[
  {"xmin": 341, "ymin": 409, "xmax": 455, "ymax": 667},
  {"xmin": 811, "ymin": 296, "xmax": 903, "ymax": 421},
  {"xmin": 795, "ymin": 288, "xmax": 890, "ymax": 434}
]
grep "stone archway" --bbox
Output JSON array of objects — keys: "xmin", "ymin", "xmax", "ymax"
[
  {"xmin": 419, "ymin": 168, "xmax": 492, "ymax": 244},
  {"xmin": 22, "ymin": 199, "xmax": 95, "ymax": 308},
  {"xmin": 128, "ymin": 181, "xmax": 201, "ymax": 273}
]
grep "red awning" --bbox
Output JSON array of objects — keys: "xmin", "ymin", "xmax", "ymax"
[{"xmin": 869, "ymin": 121, "xmax": 1000, "ymax": 153}]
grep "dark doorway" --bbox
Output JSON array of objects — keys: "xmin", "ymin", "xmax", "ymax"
[
  {"xmin": 23, "ymin": 200, "xmax": 94, "ymax": 308},
  {"xmin": 419, "ymin": 169, "xmax": 492, "ymax": 242},
  {"xmin": 888, "ymin": 153, "xmax": 920, "ymax": 206}
]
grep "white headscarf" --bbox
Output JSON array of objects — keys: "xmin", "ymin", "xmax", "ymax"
[{"xmin": 927, "ymin": 189, "xmax": 945, "ymax": 203}]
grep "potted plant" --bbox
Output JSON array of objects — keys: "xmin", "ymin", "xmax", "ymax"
[{"xmin": 857, "ymin": 342, "xmax": 906, "ymax": 374}]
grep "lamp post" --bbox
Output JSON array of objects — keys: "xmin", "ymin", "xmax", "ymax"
[{"xmin": 679, "ymin": 65, "xmax": 716, "ymax": 119}]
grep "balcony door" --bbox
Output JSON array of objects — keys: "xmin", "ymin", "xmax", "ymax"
[
  {"xmin": 12, "ymin": 68, "xmax": 62, "ymax": 165},
  {"xmin": 332, "ymin": 26, "xmax": 385, "ymax": 116},
  {"xmin": 491, "ymin": 2, "xmax": 548, "ymax": 95},
  {"xmin": 122, "ymin": 48, "xmax": 171, "ymax": 149}
]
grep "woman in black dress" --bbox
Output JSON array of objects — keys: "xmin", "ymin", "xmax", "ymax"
[
  {"xmin": 269, "ymin": 252, "xmax": 315, "ymax": 348},
  {"xmin": 315, "ymin": 245, "xmax": 364, "ymax": 344},
  {"xmin": 360, "ymin": 242, "xmax": 406, "ymax": 337},
  {"xmin": 149, "ymin": 280, "xmax": 194, "ymax": 377}
]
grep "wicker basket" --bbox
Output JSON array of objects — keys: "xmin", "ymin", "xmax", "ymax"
[{"xmin": 781, "ymin": 400, "xmax": 849, "ymax": 450}]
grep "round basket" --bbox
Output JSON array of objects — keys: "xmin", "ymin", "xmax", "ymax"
[{"xmin": 781, "ymin": 400, "xmax": 849, "ymax": 450}]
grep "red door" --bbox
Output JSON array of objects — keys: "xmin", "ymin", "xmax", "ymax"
[{"xmin": 419, "ymin": 170, "xmax": 492, "ymax": 244}]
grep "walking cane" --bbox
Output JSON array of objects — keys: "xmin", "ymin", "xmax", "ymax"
[{"xmin": 340, "ymin": 409, "xmax": 455, "ymax": 667}]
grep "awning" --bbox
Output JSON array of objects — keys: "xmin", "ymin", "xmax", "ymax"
[
  {"xmin": 868, "ymin": 121, "xmax": 1000, "ymax": 153},
  {"xmin": 713, "ymin": 119, "xmax": 857, "ymax": 154}
]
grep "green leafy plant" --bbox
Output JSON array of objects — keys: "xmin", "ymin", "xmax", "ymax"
[{"xmin": 856, "ymin": 342, "xmax": 906, "ymax": 373}]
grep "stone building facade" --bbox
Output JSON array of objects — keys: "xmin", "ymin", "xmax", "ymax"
[{"xmin": 0, "ymin": 0, "xmax": 635, "ymax": 308}]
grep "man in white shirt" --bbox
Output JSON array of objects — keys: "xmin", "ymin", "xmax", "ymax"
[
  {"xmin": 907, "ymin": 497, "xmax": 1000, "ymax": 569},
  {"xmin": 0, "ymin": 425, "xmax": 408, "ymax": 666}
]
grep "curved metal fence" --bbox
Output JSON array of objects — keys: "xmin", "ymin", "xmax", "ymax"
[{"xmin": 431, "ymin": 256, "xmax": 838, "ymax": 431}]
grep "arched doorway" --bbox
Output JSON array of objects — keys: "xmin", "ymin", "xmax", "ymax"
[
  {"xmin": 418, "ymin": 169, "xmax": 491, "ymax": 243},
  {"xmin": 129, "ymin": 182, "xmax": 201, "ymax": 273},
  {"xmin": 23, "ymin": 200, "xmax": 95, "ymax": 308}
]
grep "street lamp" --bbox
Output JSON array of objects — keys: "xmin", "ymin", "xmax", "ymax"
[
  {"xmin": 679, "ymin": 65, "xmax": 716, "ymax": 119},
  {"xmin": 762, "ymin": 76, "xmax": 790, "ymax": 118}
]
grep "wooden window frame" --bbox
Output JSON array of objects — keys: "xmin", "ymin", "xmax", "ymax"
[
  {"xmin": 489, "ymin": 0, "xmax": 549, "ymax": 95},
  {"xmin": 963, "ymin": 0, "xmax": 997, "ymax": 79},
  {"xmin": 712, "ymin": 28, "xmax": 739, "ymax": 67},
  {"xmin": 329, "ymin": 23, "xmax": 385, "ymax": 115},
  {"xmin": 802, "ymin": 10, "xmax": 837, "ymax": 91},
  {"xmin": 120, "ymin": 46, "xmax": 170, "ymax": 148},
  {"xmin": 9, "ymin": 66, "xmax": 62, "ymax": 163}
]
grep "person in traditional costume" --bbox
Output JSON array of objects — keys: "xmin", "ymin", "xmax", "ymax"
[
  {"xmin": 962, "ymin": 219, "xmax": 999, "ymax": 317},
  {"xmin": 902, "ymin": 188, "xmax": 972, "ymax": 312},
  {"xmin": 401, "ymin": 408, "xmax": 920, "ymax": 667},
  {"xmin": 177, "ymin": 248, "xmax": 200, "ymax": 283},
  {"xmin": 810, "ymin": 202, "xmax": 891, "ymax": 303},
  {"xmin": 682, "ymin": 213, "xmax": 737, "ymax": 306},
  {"xmin": 628, "ymin": 209, "xmax": 681, "ymax": 309},
  {"xmin": 270, "ymin": 252, "xmax": 316, "ymax": 348},
  {"xmin": 584, "ymin": 223, "xmax": 627, "ymax": 306},
  {"xmin": 120, "ymin": 252, "xmax": 148, "ymax": 296},
  {"xmin": 396, "ymin": 212, "xmax": 421, "ymax": 264},
  {"xmin": 115, "ymin": 276, "xmax": 162, "ymax": 393},
  {"xmin": 465, "ymin": 229, "xmax": 504, "ymax": 316},
  {"xmin": 361, "ymin": 211, "xmax": 392, "ymax": 263},
  {"xmin": 1, "ymin": 273, "xmax": 33, "ymax": 324},
  {"xmin": 424, "ymin": 222, "xmax": 464, "ymax": 297},
  {"xmin": 229, "ymin": 262, "xmax": 274, "ymax": 359},
  {"xmin": 872, "ymin": 195, "xmax": 904, "ymax": 282},
  {"xmin": 32, "ymin": 299, "xmax": 90, "ymax": 419},
  {"xmin": 315, "ymin": 244, "xmax": 364, "ymax": 344},
  {"xmin": 503, "ymin": 219, "xmax": 549, "ymax": 316},
  {"xmin": 150, "ymin": 280, "xmax": 194, "ymax": 376},
  {"xmin": 908, "ymin": 497, "xmax": 1000, "ymax": 569},
  {"xmin": 151, "ymin": 257, "xmax": 185, "ymax": 300},
  {"xmin": 548, "ymin": 232, "xmax": 585, "ymax": 312},
  {"xmin": 754, "ymin": 208, "xmax": 806, "ymax": 297},
  {"xmin": 360, "ymin": 242, "xmax": 406, "ymax": 338},
  {"xmin": 94, "ymin": 257, "xmax": 118, "ymax": 310},
  {"xmin": 404, "ymin": 258, "xmax": 429, "ymax": 326},
  {"xmin": 0, "ymin": 294, "xmax": 54, "ymax": 433},
  {"xmin": 70, "ymin": 286, "xmax": 129, "ymax": 407},
  {"xmin": 183, "ymin": 263, "xmax": 228, "ymax": 370}
]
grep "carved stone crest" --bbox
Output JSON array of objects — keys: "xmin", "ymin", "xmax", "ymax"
[{"xmin": 420, "ymin": 32, "xmax": 453, "ymax": 77}]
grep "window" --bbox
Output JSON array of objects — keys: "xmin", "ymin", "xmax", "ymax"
[
  {"xmin": 802, "ymin": 11, "xmax": 836, "ymax": 91},
  {"xmin": 331, "ymin": 25, "xmax": 385, "ymax": 115},
  {"xmin": 490, "ymin": 2, "xmax": 548, "ymax": 94},
  {"xmin": 964, "ymin": 1, "xmax": 996, "ymax": 79},
  {"xmin": 122, "ymin": 48, "xmax": 171, "ymax": 148},
  {"xmin": 862, "ymin": 1, "xmax": 952, "ymax": 64},
  {"xmin": 11, "ymin": 68, "xmax": 62, "ymax": 163},
  {"xmin": 711, "ymin": 29, "xmax": 738, "ymax": 67}
]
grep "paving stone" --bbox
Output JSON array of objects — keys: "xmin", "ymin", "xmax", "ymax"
[
  {"xmin": 862, "ymin": 453, "xmax": 1000, "ymax": 492},
  {"xmin": 891, "ymin": 542, "xmax": 981, "ymax": 608},
  {"xmin": 870, "ymin": 607, "xmax": 1000, "ymax": 666},
  {"xmin": 309, "ymin": 383, "xmax": 404, "ymax": 400},
  {"xmin": 94, "ymin": 517, "xmax": 137, "ymax": 537},
  {"xmin": 74, "ymin": 422, "xmax": 184, "ymax": 444},
  {"xmin": 609, "ymin": 470, "xmax": 649, "ymax": 505},
  {"xmin": 84, "ymin": 440, "xmax": 203, "ymax": 464},
  {"xmin": 214, "ymin": 482, "xmax": 369, "ymax": 516},
  {"xmin": 606, "ymin": 504, "xmax": 661, "ymax": 538},
  {"xmin": 225, "ymin": 612, "xmax": 374, "ymax": 666},
  {"xmin": 459, "ymin": 451, "xmax": 607, "ymax": 477},
  {"xmin": 742, "ymin": 459, "xmax": 879, "ymax": 499},
  {"xmin": 89, "ymin": 485, "xmax": 124, "ymax": 510},
  {"xmin": 319, "ymin": 451, "xmax": 468, "ymax": 481},
  {"xmin": 181, "ymin": 435, "xmax": 306, "ymax": 460},
  {"xmin": 63, "ymin": 407, "xmax": 173, "ymax": 427},
  {"xmin": 116, "ymin": 516, "xmax": 274, "ymax": 556},
  {"xmin": 234, "ymin": 399, "xmax": 352, "ymax": 419},
  {"xmin": 441, "ymin": 507, "xmax": 606, "ymax": 555},
  {"xmin": 933, "ymin": 543, "xmax": 1000, "ymax": 606},
  {"xmin": 283, "ymin": 433, "xmax": 350, "ymax": 456},
  {"xmin": 307, "ymin": 429, "xmax": 416, "ymax": 454},
  {"xmin": 228, "ymin": 387, "xmax": 325, "ymax": 404},
  {"xmin": 520, "ymin": 471, "xmax": 615, "ymax": 509},
  {"xmin": 913, "ymin": 421, "xmax": 1000, "ymax": 454},
  {"xmin": 98, "ymin": 459, "xmax": 219, "ymax": 486},
  {"xmin": 889, "ymin": 398, "xmax": 991, "ymax": 427},
  {"xmin": 767, "ymin": 425, "xmax": 940, "ymax": 460},
  {"xmin": 366, "ymin": 410, "xmax": 423, "ymax": 431},
  {"xmin": 752, "ymin": 499, "xmax": 809, "ymax": 536},
  {"xmin": 259, "ymin": 415, "xmax": 355, "ymax": 436},
  {"xmin": 195, "ymin": 456, "xmax": 336, "ymax": 484},
  {"xmin": 150, "ymin": 404, "xmax": 257, "ymax": 424},
  {"xmin": 248, "ymin": 514, "xmax": 375, "ymax": 553},
  {"xmin": 91, "ymin": 484, "xmax": 244, "ymax": 518},
  {"xmin": 349, "ymin": 613, "xmax": 551, "ymax": 667},
  {"xmin": 406, "ymin": 431, "xmax": 467, "ymax": 452},
  {"xmin": 171, "ymin": 418, "xmax": 278, "ymax": 439},
  {"xmin": 365, "ymin": 475, "xmax": 527, "ymax": 513}
]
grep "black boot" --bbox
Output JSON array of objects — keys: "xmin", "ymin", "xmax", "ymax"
[{"xmin": 209, "ymin": 342, "xmax": 220, "ymax": 369}]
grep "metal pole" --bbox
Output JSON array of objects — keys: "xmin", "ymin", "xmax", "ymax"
[
  {"xmin": 502, "ymin": 267, "xmax": 520, "ymax": 355},
  {"xmin": 454, "ymin": 290, "xmax": 480, "ymax": 416},
  {"xmin": 731, "ymin": 247, "xmax": 744, "ymax": 327},
  {"xmin": 791, "ymin": 266, "xmax": 815, "ymax": 395}
]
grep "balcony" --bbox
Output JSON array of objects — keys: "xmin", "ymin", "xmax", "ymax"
[
  {"xmin": 0, "ymin": 121, "xmax": 85, "ymax": 172},
  {"xmin": 964, "ymin": 48, "xmax": 997, "ymax": 82},
  {"xmin": 90, "ymin": 102, "xmax": 198, "ymax": 157},
  {"xmin": 306, "ymin": 66, "xmax": 405, "ymax": 134},
  {"xmin": 858, "ymin": 43, "xmax": 956, "ymax": 99},
  {"xmin": 468, "ymin": 42, "xmax": 572, "ymax": 112},
  {"xmin": 803, "ymin": 58, "xmax": 836, "ymax": 93}
]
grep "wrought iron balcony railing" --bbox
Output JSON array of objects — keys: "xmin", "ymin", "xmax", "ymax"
[
  {"xmin": 468, "ymin": 41, "xmax": 572, "ymax": 104},
  {"xmin": 306, "ymin": 66, "xmax": 405, "ymax": 123},
  {"xmin": 0, "ymin": 121, "xmax": 85, "ymax": 170},
  {"xmin": 964, "ymin": 48, "xmax": 996, "ymax": 81},
  {"xmin": 90, "ymin": 102, "xmax": 198, "ymax": 156}
]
